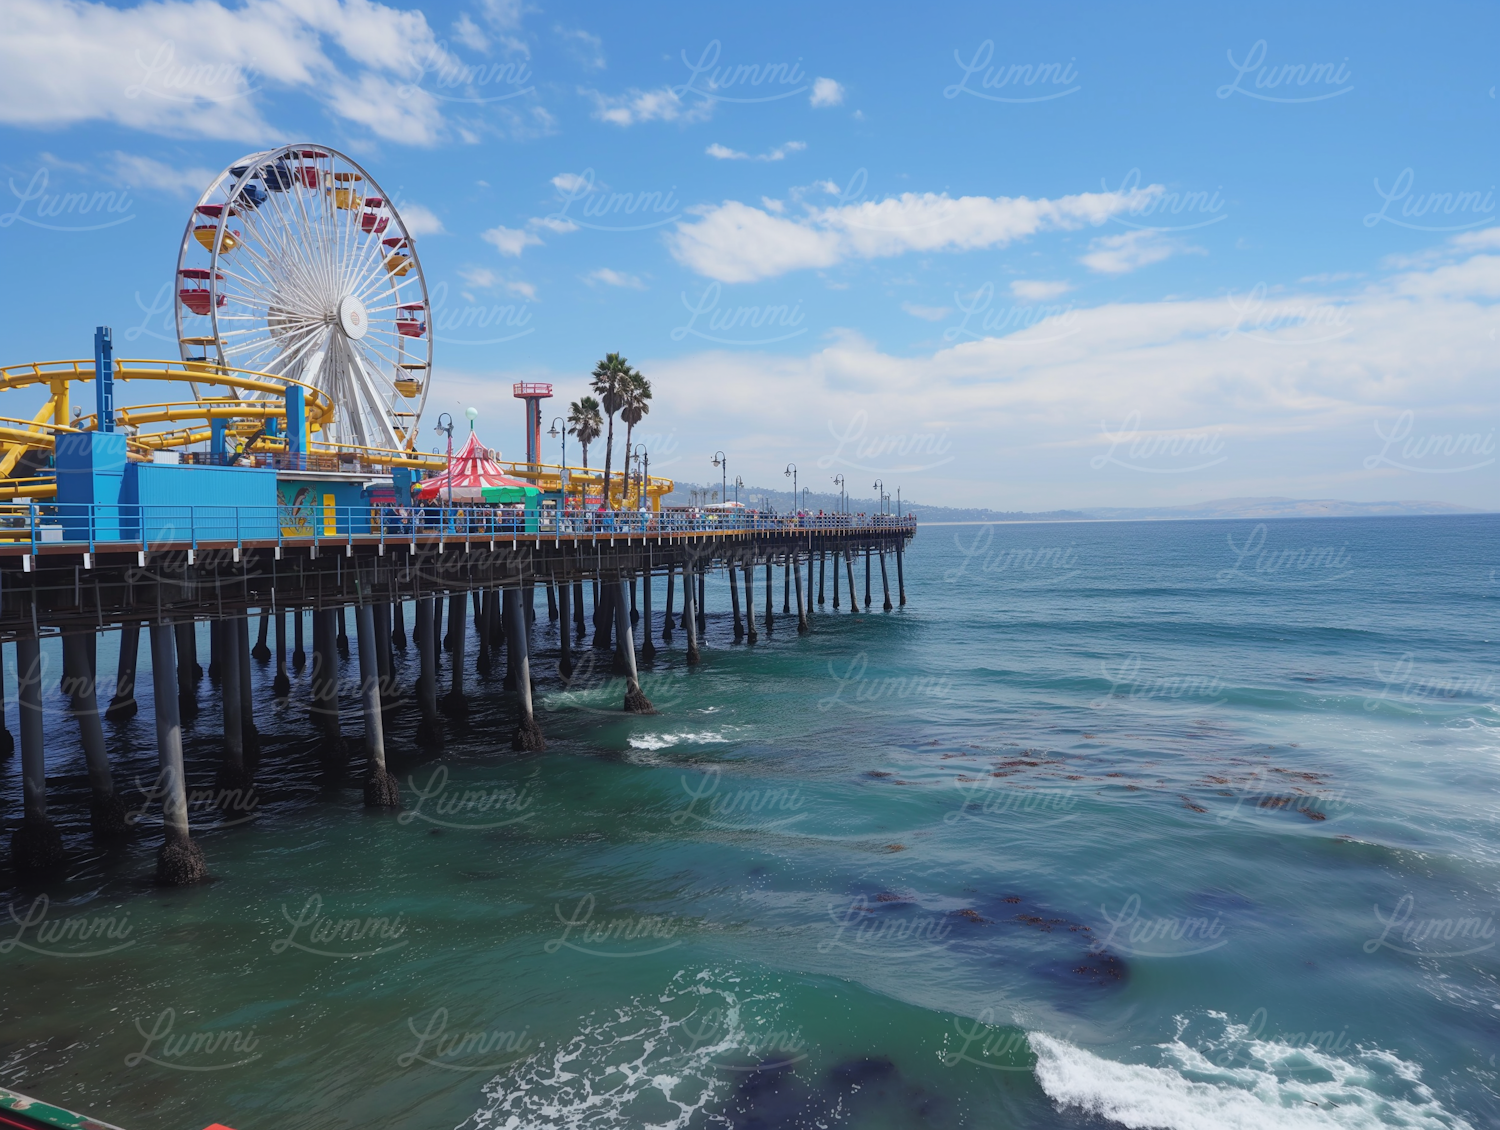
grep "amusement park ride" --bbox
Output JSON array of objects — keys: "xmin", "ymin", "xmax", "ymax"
[{"xmin": 0, "ymin": 144, "xmax": 672, "ymax": 517}]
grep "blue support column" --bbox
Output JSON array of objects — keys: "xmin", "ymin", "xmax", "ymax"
[
  {"xmin": 210, "ymin": 417, "xmax": 227, "ymax": 460},
  {"xmin": 94, "ymin": 326, "xmax": 114, "ymax": 432},
  {"xmin": 283, "ymin": 382, "xmax": 306, "ymax": 468}
]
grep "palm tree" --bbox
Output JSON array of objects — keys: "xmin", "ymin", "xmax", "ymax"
[
  {"xmin": 567, "ymin": 396, "xmax": 602, "ymax": 468},
  {"xmin": 618, "ymin": 368, "xmax": 652, "ymax": 507},
  {"xmin": 590, "ymin": 352, "xmax": 631, "ymax": 508}
]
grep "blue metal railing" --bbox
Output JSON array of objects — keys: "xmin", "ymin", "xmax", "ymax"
[{"xmin": 5, "ymin": 503, "xmax": 916, "ymax": 553}]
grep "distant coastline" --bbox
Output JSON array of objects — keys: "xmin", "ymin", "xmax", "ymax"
[{"xmin": 665, "ymin": 484, "xmax": 1493, "ymax": 524}]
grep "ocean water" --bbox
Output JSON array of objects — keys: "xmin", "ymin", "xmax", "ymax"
[{"xmin": 1, "ymin": 514, "xmax": 1496, "ymax": 1130}]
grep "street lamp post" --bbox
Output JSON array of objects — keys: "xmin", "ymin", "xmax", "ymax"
[
  {"xmin": 785, "ymin": 463, "xmax": 797, "ymax": 514},
  {"xmin": 734, "ymin": 475, "xmax": 743, "ymax": 506},
  {"xmin": 833, "ymin": 474, "xmax": 845, "ymax": 517},
  {"xmin": 633, "ymin": 443, "xmax": 648, "ymax": 510},
  {"xmin": 547, "ymin": 416, "xmax": 567, "ymax": 505},
  {"xmin": 712, "ymin": 451, "xmax": 726, "ymax": 508},
  {"xmin": 897, "ymin": 486, "xmax": 901, "ymax": 516},
  {"xmin": 872, "ymin": 479, "xmax": 883, "ymax": 518},
  {"xmin": 435, "ymin": 412, "xmax": 455, "ymax": 508}
]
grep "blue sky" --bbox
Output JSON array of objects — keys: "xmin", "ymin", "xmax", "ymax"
[{"xmin": 1, "ymin": 0, "xmax": 1496, "ymax": 508}]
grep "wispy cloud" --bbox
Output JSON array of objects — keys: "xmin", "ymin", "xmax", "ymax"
[
  {"xmin": 584, "ymin": 267, "xmax": 646, "ymax": 289},
  {"xmin": 583, "ymin": 85, "xmax": 712, "ymax": 126},
  {"xmin": 106, "ymin": 151, "xmax": 219, "ymax": 197},
  {"xmin": 481, "ymin": 224, "xmax": 542, "ymax": 256},
  {"xmin": 902, "ymin": 302, "xmax": 951, "ymax": 321},
  {"xmin": 1081, "ymin": 230, "xmax": 1201, "ymax": 274},
  {"xmin": 706, "ymin": 140, "xmax": 806, "ymax": 162},
  {"xmin": 1011, "ymin": 279, "xmax": 1072, "ymax": 301},
  {"xmin": 810, "ymin": 77, "xmax": 845, "ymax": 107},
  {"xmin": 668, "ymin": 183, "xmax": 1164, "ymax": 283}
]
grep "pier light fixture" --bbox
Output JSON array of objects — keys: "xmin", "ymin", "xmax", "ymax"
[
  {"xmin": 436, "ymin": 412, "xmax": 454, "ymax": 506},
  {"xmin": 872, "ymin": 479, "xmax": 883, "ymax": 517},
  {"xmin": 712, "ymin": 451, "xmax": 726, "ymax": 507},
  {"xmin": 549, "ymin": 416, "xmax": 567, "ymax": 496},
  {"xmin": 833, "ymin": 473, "xmax": 845, "ymax": 516},
  {"xmin": 785, "ymin": 462, "xmax": 797, "ymax": 514}
]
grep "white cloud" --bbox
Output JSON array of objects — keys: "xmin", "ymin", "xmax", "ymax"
[
  {"xmin": 551, "ymin": 172, "xmax": 589, "ymax": 193},
  {"xmin": 810, "ymin": 77, "xmax": 844, "ymax": 107},
  {"xmin": 556, "ymin": 26, "xmax": 604, "ymax": 70},
  {"xmin": 584, "ymin": 85, "xmax": 712, "ymax": 126},
  {"xmin": 479, "ymin": 0, "xmax": 523, "ymax": 30},
  {"xmin": 106, "ymin": 151, "xmax": 220, "ymax": 197},
  {"xmin": 707, "ymin": 140, "xmax": 806, "ymax": 162},
  {"xmin": 0, "ymin": 0, "xmax": 462, "ymax": 144},
  {"xmin": 453, "ymin": 14, "xmax": 488, "ymax": 51},
  {"xmin": 396, "ymin": 202, "xmax": 445, "ymax": 236},
  {"xmin": 902, "ymin": 302, "xmax": 951, "ymax": 321},
  {"xmin": 1080, "ymin": 230, "xmax": 1199, "ymax": 274},
  {"xmin": 481, "ymin": 224, "xmax": 542, "ymax": 256},
  {"xmin": 458, "ymin": 266, "xmax": 497, "ymax": 287},
  {"xmin": 502, "ymin": 279, "xmax": 537, "ymax": 300},
  {"xmin": 667, "ymin": 184, "xmax": 1164, "ymax": 283},
  {"xmin": 584, "ymin": 268, "xmax": 646, "ymax": 289},
  {"xmin": 1010, "ymin": 279, "xmax": 1072, "ymax": 301}
]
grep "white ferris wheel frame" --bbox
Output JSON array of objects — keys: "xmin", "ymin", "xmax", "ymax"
[{"xmin": 173, "ymin": 143, "xmax": 434, "ymax": 453}]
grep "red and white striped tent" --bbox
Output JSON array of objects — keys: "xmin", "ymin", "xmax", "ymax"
[{"xmin": 414, "ymin": 431, "xmax": 532, "ymax": 502}]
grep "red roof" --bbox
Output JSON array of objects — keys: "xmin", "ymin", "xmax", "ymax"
[{"xmin": 414, "ymin": 431, "xmax": 533, "ymax": 502}]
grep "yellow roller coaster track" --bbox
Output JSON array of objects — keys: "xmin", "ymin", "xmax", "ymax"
[{"xmin": 0, "ymin": 359, "xmax": 675, "ymax": 505}]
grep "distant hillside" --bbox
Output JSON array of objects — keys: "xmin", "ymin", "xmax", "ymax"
[{"xmin": 663, "ymin": 484, "xmax": 1490, "ymax": 523}]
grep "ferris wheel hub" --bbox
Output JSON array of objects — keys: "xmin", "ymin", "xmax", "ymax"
[{"xmin": 338, "ymin": 294, "xmax": 369, "ymax": 341}]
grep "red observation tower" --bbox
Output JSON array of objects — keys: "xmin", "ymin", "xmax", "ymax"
[{"xmin": 513, "ymin": 382, "xmax": 553, "ymax": 470}]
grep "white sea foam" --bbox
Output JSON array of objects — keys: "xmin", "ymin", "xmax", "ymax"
[
  {"xmin": 627, "ymin": 731, "xmax": 733, "ymax": 752},
  {"xmin": 1030, "ymin": 1021, "xmax": 1474, "ymax": 1130},
  {"xmin": 461, "ymin": 969, "xmax": 786, "ymax": 1130}
]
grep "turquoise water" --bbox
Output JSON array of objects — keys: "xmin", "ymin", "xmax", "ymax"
[{"xmin": 1, "ymin": 515, "xmax": 1497, "ymax": 1129}]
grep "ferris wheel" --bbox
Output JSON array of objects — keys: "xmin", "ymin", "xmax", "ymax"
[{"xmin": 175, "ymin": 144, "xmax": 432, "ymax": 452}]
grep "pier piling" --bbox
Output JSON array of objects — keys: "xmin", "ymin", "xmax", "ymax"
[
  {"xmin": 818, "ymin": 550, "xmax": 826, "ymax": 606},
  {"xmin": 12, "ymin": 636, "xmax": 63, "ymax": 874},
  {"xmin": 846, "ymin": 552, "xmax": 858, "ymax": 612},
  {"xmin": 640, "ymin": 568, "xmax": 655, "ymax": 661},
  {"xmin": 729, "ymin": 561, "xmax": 743, "ymax": 639},
  {"xmin": 743, "ymin": 557, "xmax": 758, "ymax": 643},
  {"xmin": 443, "ymin": 589, "xmax": 468, "ymax": 714},
  {"xmin": 273, "ymin": 611, "xmax": 290, "ymax": 696},
  {"xmin": 684, "ymin": 556, "xmax": 700, "ymax": 664},
  {"xmin": 218, "ymin": 617, "xmax": 250, "ymax": 800},
  {"xmin": 558, "ymin": 582, "xmax": 575, "ymax": 676},
  {"xmin": 393, "ymin": 600, "xmax": 407, "ymax": 648},
  {"xmin": 505, "ymin": 587, "xmax": 545, "ymax": 750},
  {"xmin": 149, "ymin": 622, "xmax": 206, "ymax": 885},
  {"xmin": 414, "ymin": 597, "xmax": 442, "ymax": 749},
  {"xmin": 174, "ymin": 622, "xmax": 198, "ymax": 717},
  {"xmin": 252, "ymin": 609, "xmax": 271, "ymax": 662},
  {"xmin": 832, "ymin": 548, "xmax": 841, "ymax": 609},
  {"xmin": 62, "ymin": 632, "xmax": 127, "ymax": 838},
  {"xmin": 615, "ymin": 576, "xmax": 654, "ymax": 713},
  {"xmin": 663, "ymin": 564, "xmax": 674, "ymax": 640},
  {"xmin": 794, "ymin": 553, "xmax": 808, "ymax": 634},
  {"xmin": 292, "ymin": 608, "xmax": 305, "ymax": 668},
  {"xmin": 864, "ymin": 548, "xmax": 872, "ymax": 608},
  {"xmin": 880, "ymin": 550, "xmax": 893, "ymax": 611},
  {"xmin": 896, "ymin": 543, "xmax": 906, "ymax": 606},
  {"xmin": 356, "ymin": 604, "xmax": 400, "ymax": 807},
  {"xmin": 765, "ymin": 560, "xmax": 773, "ymax": 632},
  {"xmin": 106, "ymin": 622, "xmax": 141, "ymax": 720}
]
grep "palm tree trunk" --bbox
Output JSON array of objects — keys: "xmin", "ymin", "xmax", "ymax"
[
  {"xmin": 622, "ymin": 422, "xmax": 635, "ymax": 506},
  {"xmin": 602, "ymin": 416, "xmax": 616, "ymax": 508}
]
